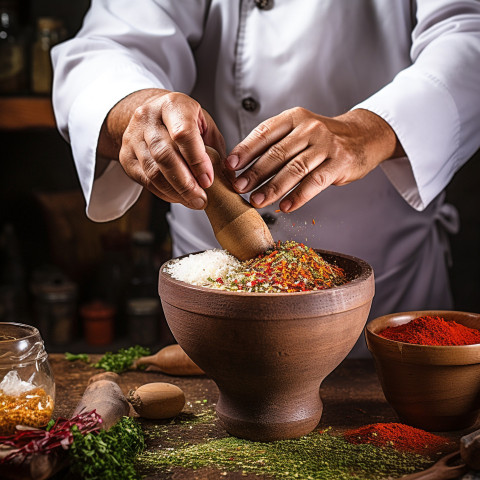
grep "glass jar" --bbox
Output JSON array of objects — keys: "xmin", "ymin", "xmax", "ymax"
[
  {"xmin": 31, "ymin": 273, "xmax": 77, "ymax": 347},
  {"xmin": 0, "ymin": 0, "xmax": 27, "ymax": 93},
  {"xmin": 31, "ymin": 16, "xmax": 65, "ymax": 94},
  {"xmin": 0, "ymin": 322, "xmax": 55, "ymax": 435}
]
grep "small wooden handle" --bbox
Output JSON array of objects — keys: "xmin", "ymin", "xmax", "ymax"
[
  {"xmin": 400, "ymin": 451, "xmax": 466, "ymax": 480},
  {"xmin": 461, "ymin": 427, "xmax": 480, "ymax": 469},
  {"xmin": 204, "ymin": 147, "xmax": 274, "ymax": 261}
]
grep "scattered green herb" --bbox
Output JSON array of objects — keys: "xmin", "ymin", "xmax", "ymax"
[
  {"xmin": 94, "ymin": 346, "xmax": 150, "ymax": 374},
  {"xmin": 69, "ymin": 416, "xmax": 144, "ymax": 480},
  {"xmin": 137, "ymin": 431, "xmax": 432, "ymax": 480},
  {"xmin": 65, "ymin": 352, "xmax": 90, "ymax": 362}
]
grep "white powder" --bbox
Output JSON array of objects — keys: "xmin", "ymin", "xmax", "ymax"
[
  {"xmin": 165, "ymin": 249, "xmax": 241, "ymax": 286},
  {"xmin": 0, "ymin": 370, "xmax": 36, "ymax": 396}
]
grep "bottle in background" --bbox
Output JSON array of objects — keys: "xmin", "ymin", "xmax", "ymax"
[
  {"xmin": 0, "ymin": 223, "xmax": 28, "ymax": 323},
  {"xmin": 126, "ymin": 231, "xmax": 160, "ymax": 346},
  {"xmin": 0, "ymin": 0, "xmax": 27, "ymax": 93},
  {"xmin": 31, "ymin": 16, "xmax": 65, "ymax": 94}
]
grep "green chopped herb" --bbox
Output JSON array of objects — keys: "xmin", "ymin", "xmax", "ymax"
[
  {"xmin": 69, "ymin": 416, "xmax": 144, "ymax": 480},
  {"xmin": 94, "ymin": 345, "xmax": 150, "ymax": 374},
  {"xmin": 137, "ymin": 431, "xmax": 432, "ymax": 480},
  {"xmin": 65, "ymin": 352, "xmax": 90, "ymax": 362}
]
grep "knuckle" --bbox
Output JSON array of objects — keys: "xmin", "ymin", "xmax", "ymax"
[
  {"xmin": 133, "ymin": 105, "xmax": 149, "ymax": 122},
  {"xmin": 253, "ymin": 122, "xmax": 271, "ymax": 141},
  {"xmin": 263, "ymin": 181, "xmax": 282, "ymax": 198},
  {"xmin": 170, "ymin": 125, "xmax": 195, "ymax": 143},
  {"xmin": 176, "ymin": 178, "xmax": 198, "ymax": 197},
  {"xmin": 286, "ymin": 159, "xmax": 310, "ymax": 179},
  {"xmin": 267, "ymin": 142, "xmax": 287, "ymax": 163},
  {"xmin": 309, "ymin": 170, "xmax": 329, "ymax": 189},
  {"xmin": 149, "ymin": 140, "xmax": 172, "ymax": 161}
]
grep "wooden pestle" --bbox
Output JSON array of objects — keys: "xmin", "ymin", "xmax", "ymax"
[{"xmin": 204, "ymin": 147, "xmax": 275, "ymax": 261}]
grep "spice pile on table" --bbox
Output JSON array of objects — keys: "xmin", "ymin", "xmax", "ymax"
[
  {"xmin": 166, "ymin": 240, "xmax": 347, "ymax": 292},
  {"xmin": 343, "ymin": 422, "xmax": 454, "ymax": 457},
  {"xmin": 379, "ymin": 315, "xmax": 480, "ymax": 346}
]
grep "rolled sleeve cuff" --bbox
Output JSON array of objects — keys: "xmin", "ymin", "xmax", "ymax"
[
  {"xmin": 68, "ymin": 63, "xmax": 171, "ymax": 222},
  {"xmin": 354, "ymin": 70, "xmax": 460, "ymax": 211}
]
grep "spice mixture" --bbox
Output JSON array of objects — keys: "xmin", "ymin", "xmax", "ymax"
[
  {"xmin": 0, "ymin": 386, "xmax": 54, "ymax": 435},
  {"xmin": 343, "ymin": 422, "xmax": 454, "ymax": 456},
  {"xmin": 167, "ymin": 240, "xmax": 347, "ymax": 293},
  {"xmin": 138, "ymin": 429, "xmax": 431, "ymax": 480},
  {"xmin": 379, "ymin": 315, "xmax": 480, "ymax": 346}
]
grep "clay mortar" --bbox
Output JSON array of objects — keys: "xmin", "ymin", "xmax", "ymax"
[{"xmin": 158, "ymin": 250, "xmax": 374, "ymax": 441}]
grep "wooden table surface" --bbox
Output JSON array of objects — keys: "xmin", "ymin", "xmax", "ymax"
[{"xmin": 49, "ymin": 353, "xmax": 466, "ymax": 479}]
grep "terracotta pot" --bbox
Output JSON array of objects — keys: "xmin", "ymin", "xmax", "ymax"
[
  {"xmin": 159, "ymin": 250, "xmax": 374, "ymax": 441},
  {"xmin": 81, "ymin": 301, "xmax": 115, "ymax": 346},
  {"xmin": 366, "ymin": 310, "xmax": 480, "ymax": 431}
]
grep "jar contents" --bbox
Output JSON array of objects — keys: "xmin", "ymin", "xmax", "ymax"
[
  {"xmin": 166, "ymin": 240, "xmax": 347, "ymax": 293},
  {"xmin": 0, "ymin": 370, "xmax": 54, "ymax": 435},
  {"xmin": 378, "ymin": 315, "xmax": 480, "ymax": 346}
]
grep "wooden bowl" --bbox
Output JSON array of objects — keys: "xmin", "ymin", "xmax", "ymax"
[
  {"xmin": 366, "ymin": 310, "xmax": 480, "ymax": 432},
  {"xmin": 159, "ymin": 250, "xmax": 374, "ymax": 441}
]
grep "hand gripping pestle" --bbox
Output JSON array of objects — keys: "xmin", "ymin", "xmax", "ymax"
[{"xmin": 203, "ymin": 147, "xmax": 275, "ymax": 261}]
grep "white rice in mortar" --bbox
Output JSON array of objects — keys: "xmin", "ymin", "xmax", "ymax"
[{"xmin": 165, "ymin": 249, "xmax": 241, "ymax": 286}]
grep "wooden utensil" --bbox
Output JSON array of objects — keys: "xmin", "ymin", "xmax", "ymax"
[
  {"xmin": 399, "ymin": 451, "xmax": 467, "ymax": 479},
  {"xmin": 461, "ymin": 427, "xmax": 480, "ymax": 470},
  {"xmin": 204, "ymin": 147, "xmax": 274, "ymax": 261}
]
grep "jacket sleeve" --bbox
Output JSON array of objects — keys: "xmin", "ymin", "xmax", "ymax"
[
  {"xmin": 354, "ymin": 0, "xmax": 480, "ymax": 211},
  {"xmin": 51, "ymin": 0, "xmax": 208, "ymax": 221}
]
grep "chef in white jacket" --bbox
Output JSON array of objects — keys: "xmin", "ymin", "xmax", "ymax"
[{"xmin": 52, "ymin": 0, "xmax": 480, "ymax": 356}]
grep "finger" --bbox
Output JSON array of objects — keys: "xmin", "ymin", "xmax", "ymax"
[
  {"xmin": 248, "ymin": 148, "xmax": 322, "ymax": 208},
  {"xmin": 233, "ymin": 127, "xmax": 309, "ymax": 193},
  {"xmin": 202, "ymin": 109, "xmax": 226, "ymax": 157},
  {"xmin": 143, "ymin": 130, "xmax": 207, "ymax": 210},
  {"xmin": 227, "ymin": 113, "xmax": 293, "ymax": 170},
  {"xmin": 161, "ymin": 105, "xmax": 213, "ymax": 189},
  {"xmin": 279, "ymin": 158, "xmax": 338, "ymax": 212},
  {"xmin": 120, "ymin": 145, "xmax": 179, "ymax": 203}
]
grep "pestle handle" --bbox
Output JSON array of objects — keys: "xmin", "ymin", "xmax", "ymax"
[{"xmin": 204, "ymin": 147, "xmax": 274, "ymax": 261}]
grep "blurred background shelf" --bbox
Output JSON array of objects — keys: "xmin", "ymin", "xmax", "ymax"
[{"xmin": 0, "ymin": 96, "xmax": 55, "ymax": 129}]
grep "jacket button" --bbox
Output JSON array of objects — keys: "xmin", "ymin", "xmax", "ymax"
[
  {"xmin": 254, "ymin": 0, "xmax": 274, "ymax": 10},
  {"xmin": 261, "ymin": 213, "xmax": 276, "ymax": 225},
  {"xmin": 242, "ymin": 97, "xmax": 259, "ymax": 112}
]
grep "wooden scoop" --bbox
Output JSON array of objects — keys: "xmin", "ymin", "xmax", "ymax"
[{"xmin": 204, "ymin": 147, "xmax": 274, "ymax": 261}]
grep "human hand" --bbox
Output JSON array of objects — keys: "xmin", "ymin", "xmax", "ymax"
[
  {"xmin": 227, "ymin": 108, "xmax": 403, "ymax": 212},
  {"xmin": 101, "ymin": 88, "xmax": 225, "ymax": 209}
]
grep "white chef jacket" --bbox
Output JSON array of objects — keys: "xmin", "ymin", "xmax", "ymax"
[{"xmin": 52, "ymin": 0, "xmax": 480, "ymax": 357}]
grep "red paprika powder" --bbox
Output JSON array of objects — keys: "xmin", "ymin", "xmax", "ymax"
[
  {"xmin": 379, "ymin": 315, "xmax": 480, "ymax": 346},
  {"xmin": 343, "ymin": 423, "xmax": 454, "ymax": 456}
]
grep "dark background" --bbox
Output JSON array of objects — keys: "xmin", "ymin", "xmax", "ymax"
[{"xmin": 1, "ymin": 0, "xmax": 479, "ymax": 351}]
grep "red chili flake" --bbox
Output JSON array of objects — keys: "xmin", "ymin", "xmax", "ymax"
[
  {"xmin": 275, "ymin": 209, "xmax": 281, "ymax": 213},
  {"xmin": 216, "ymin": 278, "xmax": 224, "ymax": 284},
  {"xmin": 312, "ymin": 219, "xmax": 316, "ymax": 225}
]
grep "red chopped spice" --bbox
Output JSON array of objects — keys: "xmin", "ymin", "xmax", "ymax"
[
  {"xmin": 343, "ymin": 423, "xmax": 454, "ymax": 456},
  {"xmin": 379, "ymin": 315, "xmax": 480, "ymax": 346}
]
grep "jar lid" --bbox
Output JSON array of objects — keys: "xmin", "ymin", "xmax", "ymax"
[{"xmin": 127, "ymin": 298, "xmax": 160, "ymax": 315}]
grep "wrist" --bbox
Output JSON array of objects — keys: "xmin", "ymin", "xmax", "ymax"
[{"xmin": 336, "ymin": 109, "xmax": 405, "ymax": 165}]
